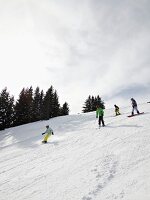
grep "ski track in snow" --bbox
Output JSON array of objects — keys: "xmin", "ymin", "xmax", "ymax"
[{"xmin": 0, "ymin": 103, "xmax": 150, "ymax": 200}]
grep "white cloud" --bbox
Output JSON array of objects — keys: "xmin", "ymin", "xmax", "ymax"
[{"xmin": 0, "ymin": 0, "xmax": 150, "ymax": 113}]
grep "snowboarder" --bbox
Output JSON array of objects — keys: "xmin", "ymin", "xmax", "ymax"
[
  {"xmin": 42, "ymin": 125, "xmax": 54, "ymax": 143},
  {"xmin": 114, "ymin": 104, "xmax": 121, "ymax": 116},
  {"xmin": 96, "ymin": 105, "xmax": 105, "ymax": 127},
  {"xmin": 131, "ymin": 98, "xmax": 140, "ymax": 116}
]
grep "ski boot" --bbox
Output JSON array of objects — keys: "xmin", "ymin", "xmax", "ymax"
[{"xmin": 42, "ymin": 141, "xmax": 47, "ymax": 144}]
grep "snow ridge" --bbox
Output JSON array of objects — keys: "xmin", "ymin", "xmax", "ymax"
[{"xmin": 0, "ymin": 103, "xmax": 150, "ymax": 200}]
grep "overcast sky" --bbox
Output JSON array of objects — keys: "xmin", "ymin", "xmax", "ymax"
[{"xmin": 0, "ymin": 0, "xmax": 150, "ymax": 113}]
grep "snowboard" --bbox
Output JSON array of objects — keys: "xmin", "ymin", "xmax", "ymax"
[
  {"xmin": 114, "ymin": 113, "xmax": 121, "ymax": 117},
  {"xmin": 127, "ymin": 112, "xmax": 144, "ymax": 117},
  {"xmin": 42, "ymin": 141, "xmax": 47, "ymax": 144}
]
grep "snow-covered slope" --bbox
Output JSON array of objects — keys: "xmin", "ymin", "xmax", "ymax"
[{"xmin": 0, "ymin": 103, "xmax": 150, "ymax": 200}]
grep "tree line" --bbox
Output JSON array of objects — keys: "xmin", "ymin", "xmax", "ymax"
[
  {"xmin": 0, "ymin": 86, "xmax": 69, "ymax": 130},
  {"xmin": 82, "ymin": 95, "xmax": 105, "ymax": 113},
  {"xmin": 0, "ymin": 84, "xmax": 104, "ymax": 131}
]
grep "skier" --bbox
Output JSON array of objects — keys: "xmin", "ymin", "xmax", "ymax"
[
  {"xmin": 42, "ymin": 125, "xmax": 54, "ymax": 143},
  {"xmin": 96, "ymin": 105, "xmax": 105, "ymax": 127},
  {"xmin": 131, "ymin": 98, "xmax": 140, "ymax": 116},
  {"xmin": 114, "ymin": 104, "xmax": 121, "ymax": 116}
]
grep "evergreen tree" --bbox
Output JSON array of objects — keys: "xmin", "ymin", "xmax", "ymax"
[
  {"xmin": 82, "ymin": 95, "xmax": 105, "ymax": 113},
  {"xmin": 60, "ymin": 102, "xmax": 69, "ymax": 115},
  {"xmin": 96, "ymin": 95, "xmax": 105, "ymax": 109},
  {"xmin": 52, "ymin": 90, "xmax": 60, "ymax": 117},
  {"xmin": 14, "ymin": 87, "xmax": 33, "ymax": 126},
  {"xmin": 39, "ymin": 90, "xmax": 44, "ymax": 119},
  {"xmin": 0, "ymin": 88, "xmax": 14, "ymax": 130},
  {"xmin": 32, "ymin": 87, "xmax": 44, "ymax": 121},
  {"xmin": 27, "ymin": 86, "xmax": 33, "ymax": 122},
  {"xmin": 0, "ymin": 85, "xmax": 70, "ymax": 128},
  {"xmin": 91, "ymin": 96, "xmax": 96, "ymax": 111},
  {"xmin": 41, "ymin": 86, "xmax": 54, "ymax": 120},
  {"xmin": 82, "ymin": 95, "xmax": 92, "ymax": 113}
]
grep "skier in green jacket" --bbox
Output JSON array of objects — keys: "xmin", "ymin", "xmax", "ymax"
[{"xmin": 96, "ymin": 105, "xmax": 105, "ymax": 127}]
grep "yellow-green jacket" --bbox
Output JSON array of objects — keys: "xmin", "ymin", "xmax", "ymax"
[{"xmin": 96, "ymin": 107, "xmax": 104, "ymax": 117}]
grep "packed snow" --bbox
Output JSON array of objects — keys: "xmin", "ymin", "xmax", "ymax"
[{"xmin": 0, "ymin": 103, "xmax": 150, "ymax": 200}]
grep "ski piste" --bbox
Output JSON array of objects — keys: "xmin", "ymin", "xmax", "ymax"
[
  {"xmin": 96, "ymin": 124, "xmax": 107, "ymax": 129},
  {"xmin": 127, "ymin": 112, "xmax": 144, "ymax": 117}
]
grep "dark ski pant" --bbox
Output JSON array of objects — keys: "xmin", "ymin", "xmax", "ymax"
[
  {"xmin": 98, "ymin": 116, "xmax": 105, "ymax": 126},
  {"xmin": 115, "ymin": 108, "xmax": 120, "ymax": 115},
  {"xmin": 132, "ymin": 106, "xmax": 139, "ymax": 115}
]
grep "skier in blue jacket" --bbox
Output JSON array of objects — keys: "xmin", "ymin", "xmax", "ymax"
[{"xmin": 131, "ymin": 98, "xmax": 140, "ymax": 115}]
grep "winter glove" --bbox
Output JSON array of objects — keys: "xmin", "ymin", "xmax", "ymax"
[
  {"xmin": 42, "ymin": 132, "xmax": 45, "ymax": 135},
  {"xmin": 51, "ymin": 131, "xmax": 54, "ymax": 135}
]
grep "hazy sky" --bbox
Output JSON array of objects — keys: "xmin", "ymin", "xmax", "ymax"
[{"xmin": 0, "ymin": 0, "xmax": 150, "ymax": 113}]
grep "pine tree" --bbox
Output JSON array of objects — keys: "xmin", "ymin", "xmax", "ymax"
[
  {"xmin": 0, "ymin": 88, "xmax": 14, "ymax": 130},
  {"xmin": 96, "ymin": 95, "xmax": 105, "ymax": 109},
  {"xmin": 82, "ymin": 95, "xmax": 105, "ymax": 113},
  {"xmin": 82, "ymin": 95, "xmax": 92, "ymax": 113},
  {"xmin": 52, "ymin": 90, "xmax": 60, "ymax": 117},
  {"xmin": 0, "ymin": 85, "xmax": 70, "ymax": 128},
  {"xmin": 41, "ymin": 86, "xmax": 54, "ymax": 120},
  {"xmin": 14, "ymin": 87, "xmax": 33, "ymax": 126},
  {"xmin": 39, "ymin": 90, "xmax": 44, "ymax": 119},
  {"xmin": 60, "ymin": 102, "xmax": 69, "ymax": 115},
  {"xmin": 27, "ymin": 86, "xmax": 33, "ymax": 122},
  {"xmin": 91, "ymin": 96, "xmax": 96, "ymax": 111},
  {"xmin": 32, "ymin": 87, "xmax": 43, "ymax": 121}
]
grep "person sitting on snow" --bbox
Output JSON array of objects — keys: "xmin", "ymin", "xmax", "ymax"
[
  {"xmin": 114, "ymin": 104, "xmax": 121, "ymax": 116},
  {"xmin": 42, "ymin": 125, "xmax": 54, "ymax": 143}
]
